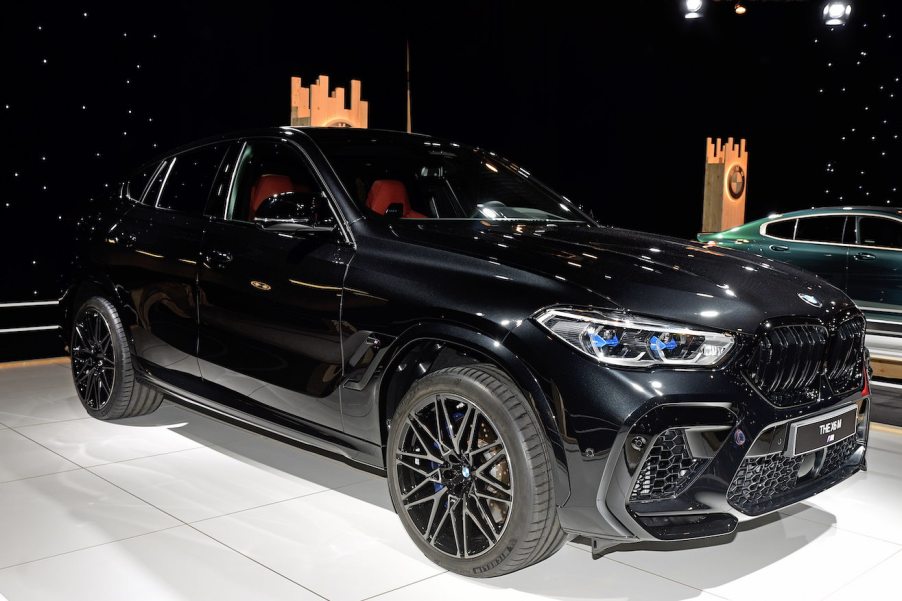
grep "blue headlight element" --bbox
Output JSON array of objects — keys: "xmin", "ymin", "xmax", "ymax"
[
  {"xmin": 590, "ymin": 332, "xmax": 620, "ymax": 348},
  {"xmin": 649, "ymin": 335, "xmax": 678, "ymax": 351},
  {"xmin": 535, "ymin": 308, "xmax": 735, "ymax": 367}
]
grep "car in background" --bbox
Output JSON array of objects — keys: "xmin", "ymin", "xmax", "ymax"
[{"xmin": 699, "ymin": 207, "xmax": 902, "ymax": 354}]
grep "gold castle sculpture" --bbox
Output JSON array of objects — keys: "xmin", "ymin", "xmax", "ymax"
[{"xmin": 290, "ymin": 75, "xmax": 368, "ymax": 128}]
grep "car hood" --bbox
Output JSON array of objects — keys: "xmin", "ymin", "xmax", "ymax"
[{"xmin": 387, "ymin": 220, "xmax": 856, "ymax": 333}]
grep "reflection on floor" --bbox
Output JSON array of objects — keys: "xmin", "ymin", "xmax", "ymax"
[
  {"xmin": 871, "ymin": 380, "xmax": 902, "ymax": 427},
  {"xmin": 0, "ymin": 361, "xmax": 900, "ymax": 601}
]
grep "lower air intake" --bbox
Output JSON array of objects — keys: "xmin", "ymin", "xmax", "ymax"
[{"xmin": 630, "ymin": 429, "xmax": 705, "ymax": 502}]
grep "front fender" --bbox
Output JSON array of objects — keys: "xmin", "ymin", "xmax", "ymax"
[{"xmin": 371, "ymin": 320, "xmax": 571, "ymax": 504}]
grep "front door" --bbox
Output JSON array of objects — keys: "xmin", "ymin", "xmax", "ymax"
[
  {"xmin": 771, "ymin": 215, "xmax": 850, "ymax": 291},
  {"xmin": 197, "ymin": 139, "xmax": 351, "ymax": 431}
]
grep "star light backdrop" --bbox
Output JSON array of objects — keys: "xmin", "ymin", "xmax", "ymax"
[{"xmin": 0, "ymin": 0, "xmax": 898, "ymax": 359}]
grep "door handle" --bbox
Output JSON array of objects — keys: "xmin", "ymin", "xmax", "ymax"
[
  {"xmin": 769, "ymin": 245, "xmax": 789, "ymax": 252},
  {"xmin": 204, "ymin": 250, "xmax": 233, "ymax": 268},
  {"xmin": 854, "ymin": 252, "xmax": 877, "ymax": 261}
]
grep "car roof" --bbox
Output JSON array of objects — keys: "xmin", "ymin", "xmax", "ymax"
[
  {"xmin": 758, "ymin": 206, "xmax": 902, "ymax": 221},
  {"xmin": 132, "ymin": 126, "xmax": 448, "ymax": 172}
]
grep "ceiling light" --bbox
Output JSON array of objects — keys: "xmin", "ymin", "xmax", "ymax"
[
  {"xmin": 823, "ymin": 2, "xmax": 852, "ymax": 26},
  {"xmin": 685, "ymin": 0, "xmax": 703, "ymax": 19}
]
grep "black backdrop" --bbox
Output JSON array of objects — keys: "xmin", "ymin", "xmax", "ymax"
[{"xmin": 1, "ymin": 0, "xmax": 899, "ymax": 359}]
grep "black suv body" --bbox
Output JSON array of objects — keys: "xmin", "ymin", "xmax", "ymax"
[{"xmin": 64, "ymin": 127, "xmax": 870, "ymax": 577}]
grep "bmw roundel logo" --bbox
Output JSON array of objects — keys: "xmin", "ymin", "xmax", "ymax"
[
  {"xmin": 798, "ymin": 293, "xmax": 823, "ymax": 308},
  {"xmin": 728, "ymin": 164, "xmax": 746, "ymax": 200}
]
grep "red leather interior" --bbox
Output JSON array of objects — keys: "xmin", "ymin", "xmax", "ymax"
[
  {"xmin": 366, "ymin": 179, "xmax": 426, "ymax": 219},
  {"xmin": 249, "ymin": 174, "xmax": 296, "ymax": 219}
]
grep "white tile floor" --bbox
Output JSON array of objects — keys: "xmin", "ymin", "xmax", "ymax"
[{"xmin": 0, "ymin": 361, "xmax": 900, "ymax": 601}]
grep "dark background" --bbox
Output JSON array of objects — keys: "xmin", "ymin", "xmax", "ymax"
[{"xmin": 1, "ymin": 0, "xmax": 899, "ymax": 358}]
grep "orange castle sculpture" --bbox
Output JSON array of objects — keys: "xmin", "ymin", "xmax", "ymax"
[
  {"xmin": 290, "ymin": 75, "xmax": 368, "ymax": 128},
  {"xmin": 701, "ymin": 137, "xmax": 749, "ymax": 233}
]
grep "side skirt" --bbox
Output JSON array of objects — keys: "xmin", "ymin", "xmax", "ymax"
[{"xmin": 138, "ymin": 370, "xmax": 386, "ymax": 475}]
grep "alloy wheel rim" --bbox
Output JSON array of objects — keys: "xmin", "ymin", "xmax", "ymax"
[
  {"xmin": 71, "ymin": 308, "xmax": 116, "ymax": 410},
  {"xmin": 394, "ymin": 393, "xmax": 514, "ymax": 559}
]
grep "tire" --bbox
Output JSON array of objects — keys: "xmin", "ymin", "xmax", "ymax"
[
  {"xmin": 387, "ymin": 364, "xmax": 566, "ymax": 577},
  {"xmin": 70, "ymin": 296, "xmax": 163, "ymax": 420}
]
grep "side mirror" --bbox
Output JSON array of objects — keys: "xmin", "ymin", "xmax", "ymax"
[
  {"xmin": 254, "ymin": 192, "xmax": 335, "ymax": 233},
  {"xmin": 254, "ymin": 192, "xmax": 313, "ymax": 224}
]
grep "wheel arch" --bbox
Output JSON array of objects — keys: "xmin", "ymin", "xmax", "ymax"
[
  {"xmin": 376, "ymin": 321, "xmax": 571, "ymax": 502},
  {"xmin": 62, "ymin": 273, "xmax": 138, "ymax": 351}
]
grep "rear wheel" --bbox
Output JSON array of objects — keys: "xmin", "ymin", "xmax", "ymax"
[
  {"xmin": 387, "ymin": 364, "xmax": 566, "ymax": 577},
  {"xmin": 70, "ymin": 297, "xmax": 163, "ymax": 420}
]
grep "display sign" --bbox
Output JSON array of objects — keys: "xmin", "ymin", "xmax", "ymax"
[{"xmin": 787, "ymin": 405, "xmax": 857, "ymax": 456}]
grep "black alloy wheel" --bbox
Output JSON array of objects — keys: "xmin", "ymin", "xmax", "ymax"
[
  {"xmin": 71, "ymin": 307, "xmax": 116, "ymax": 410},
  {"xmin": 70, "ymin": 297, "xmax": 163, "ymax": 420},
  {"xmin": 388, "ymin": 365, "xmax": 566, "ymax": 577},
  {"xmin": 394, "ymin": 393, "xmax": 514, "ymax": 559}
]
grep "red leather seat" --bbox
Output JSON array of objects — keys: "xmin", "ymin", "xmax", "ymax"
[
  {"xmin": 248, "ymin": 174, "xmax": 298, "ymax": 220},
  {"xmin": 366, "ymin": 180, "xmax": 426, "ymax": 219}
]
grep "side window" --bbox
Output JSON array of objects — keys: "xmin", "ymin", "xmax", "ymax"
[
  {"xmin": 763, "ymin": 219, "xmax": 796, "ymax": 239},
  {"xmin": 226, "ymin": 141, "xmax": 333, "ymax": 226},
  {"xmin": 123, "ymin": 162, "xmax": 161, "ymax": 203},
  {"xmin": 156, "ymin": 144, "xmax": 228, "ymax": 215},
  {"xmin": 794, "ymin": 216, "xmax": 846, "ymax": 243},
  {"xmin": 858, "ymin": 217, "xmax": 902, "ymax": 249}
]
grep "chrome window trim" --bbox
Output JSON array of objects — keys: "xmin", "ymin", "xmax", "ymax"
[
  {"xmin": 759, "ymin": 212, "xmax": 902, "ymax": 252},
  {"xmin": 152, "ymin": 158, "xmax": 176, "ymax": 209},
  {"xmin": 222, "ymin": 141, "xmax": 248, "ymax": 220}
]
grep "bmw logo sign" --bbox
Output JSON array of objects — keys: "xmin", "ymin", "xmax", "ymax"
[
  {"xmin": 728, "ymin": 164, "xmax": 746, "ymax": 200},
  {"xmin": 798, "ymin": 293, "xmax": 823, "ymax": 308}
]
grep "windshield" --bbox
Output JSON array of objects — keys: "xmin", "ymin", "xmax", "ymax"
[{"xmin": 315, "ymin": 135, "xmax": 591, "ymax": 223}]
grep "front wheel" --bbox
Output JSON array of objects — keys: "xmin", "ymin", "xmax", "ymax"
[
  {"xmin": 70, "ymin": 296, "xmax": 163, "ymax": 420},
  {"xmin": 386, "ymin": 365, "xmax": 566, "ymax": 577}
]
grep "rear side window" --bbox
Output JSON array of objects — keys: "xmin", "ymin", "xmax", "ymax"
[
  {"xmin": 123, "ymin": 162, "xmax": 160, "ymax": 203},
  {"xmin": 763, "ymin": 219, "xmax": 796, "ymax": 239},
  {"xmin": 858, "ymin": 217, "xmax": 902, "ymax": 249},
  {"xmin": 794, "ymin": 216, "xmax": 846, "ymax": 243},
  {"xmin": 156, "ymin": 144, "xmax": 227, "ymax": 215}
]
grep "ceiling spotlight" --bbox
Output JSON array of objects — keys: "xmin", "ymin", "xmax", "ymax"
[
  {"xmin": 685, "ymin": 0, "xmax": 703, "ymax": 19},
  {"xmin": 734, "ymin": 1, "xmax": 747, "ymax": 15},
  {"xmin": 823, "ymin": 2, "xmax": 852, "ymax": 26}
]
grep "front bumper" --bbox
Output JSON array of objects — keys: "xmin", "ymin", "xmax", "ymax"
[
  {"xmin": 505, "ymin": 320, "xmax": 869, "ymax": 546},
  {"xmin": 612, "ymin": 397, "xmax": 868, "ymax": 542}
]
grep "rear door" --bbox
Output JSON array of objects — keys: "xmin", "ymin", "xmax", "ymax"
[
  {"xmin": 125, "ymin": 143, "xmax": 231, "ymax": 380},
  {"xmin": 846, "ymin": 215, "xmax": 902, "ymax": 305}
]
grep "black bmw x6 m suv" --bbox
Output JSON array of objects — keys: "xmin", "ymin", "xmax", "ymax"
[{"xmin": 65, "ymin": 127, "xmax": 870, "ymax": 577}]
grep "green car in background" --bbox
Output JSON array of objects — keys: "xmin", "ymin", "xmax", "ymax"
[{"xmin": 698, "ymin": 206, "xmax": 902, "ymax": 356}]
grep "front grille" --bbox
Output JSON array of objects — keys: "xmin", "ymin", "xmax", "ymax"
[
  {"xmin": 727, "ymin": 436, "xmax": 859, "ymax": 515},
  {"xmin": 744, "ymin": 316, "xmax": 866, "ymax": 407},
  {"xmin": 744, "ymin": 324, "xmax": 827, "ymax": 406},
  {"xmin": 630, "ymin": 429, "xmax": 705, "ymax": 502},
  {"xmin": 826, "ymin": 316, "xmax": 866, "ymax": 395}
]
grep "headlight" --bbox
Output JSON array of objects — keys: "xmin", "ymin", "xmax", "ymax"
[{"xmin": 535, "ymin": 309, "xmax": 734, "ymax": 367}]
